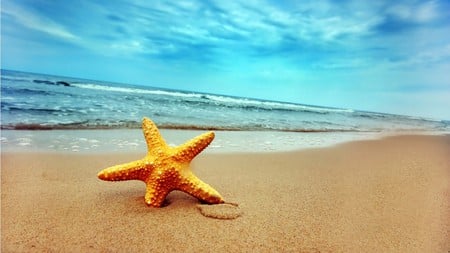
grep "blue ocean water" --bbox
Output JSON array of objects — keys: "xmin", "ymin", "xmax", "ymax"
[{"xmin": 1, "ymin": 69, "xmax": 449, "ymax": 132}]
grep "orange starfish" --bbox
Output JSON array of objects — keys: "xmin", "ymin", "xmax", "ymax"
[{"xmin": 98, "ymin": 117, "xmax": 224, "ymax": 207}]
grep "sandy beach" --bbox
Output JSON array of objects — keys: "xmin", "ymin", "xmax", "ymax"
[{"xmin": 1, "ymin": 134, "xmax": 449, "ymax": 252}]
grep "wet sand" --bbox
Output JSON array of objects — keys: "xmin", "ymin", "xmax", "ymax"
[{"xmin": 1, "ymin": 134, "xmax": 449, "ymax": 252}]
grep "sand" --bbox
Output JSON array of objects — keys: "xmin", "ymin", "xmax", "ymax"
[{"xmin": 1, "ymin": 134, "xmax": 449, "ymax": 252}]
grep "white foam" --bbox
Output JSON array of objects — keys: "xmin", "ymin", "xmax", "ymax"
[
  {"xmin": 71, "ymin": 83, "xmax": 201, "ymax": 99},
  {"xmin": 70, "ymin": 82, "xmax": 353, "ymax": 115},
  {"xmin": 2, "ymin": 129, "xmax": 445, "ymax": 153},
  {"xmin": 204, "ymin": 94, "xmax": 354, "ymax": 113}
]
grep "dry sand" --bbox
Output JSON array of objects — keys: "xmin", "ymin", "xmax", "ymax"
[{"xmin": 1, "ymin": 134, "xmax": 449, "ymax": 252}]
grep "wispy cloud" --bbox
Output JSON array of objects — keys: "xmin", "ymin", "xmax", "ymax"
[
  {"xmin": 3, "ymin": 0, "xmax": 448, "ymax": 63},
  {"xmin": 1, "ymin": 1, "xmax": 78, "ymax": 41},
  {"xmin": 386, "ymin": 0, "xmax": 440, "ymax": 23}
]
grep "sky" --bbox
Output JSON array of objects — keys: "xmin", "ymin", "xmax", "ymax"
[{"xmin": 1, "ymin": 0, "xmax": 450, "ymax": 120}]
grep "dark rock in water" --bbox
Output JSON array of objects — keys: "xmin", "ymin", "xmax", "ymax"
[
  {"xmin": 33, "ymin": 79, "xmax": 55, "ymax": 85},
  {"xmin": 33, "ymin": 79, "xmax": 71, "ymax": 87},
  {"xmin": 56, "ymin": 81, "xmax": 71, "ymax": 86}
]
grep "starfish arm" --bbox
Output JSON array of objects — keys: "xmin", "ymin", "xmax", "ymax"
[
  {"xmin": 98, "ymin": 159, "xmax": 149, "ymax": 181},
  {"xmin": 144, "ymin": 180, "xmax": 171, "ymax": 207},
  {"xmin": 174, "ymin": 131, "xmax": 215, "ymax": 162},
  {"xmin": 142, "ymin": 117, "xmax": 168, "ymax": 155},
  {"xmin": 178, "ymin": 171, "xmax": 224, "ymax": 204}
]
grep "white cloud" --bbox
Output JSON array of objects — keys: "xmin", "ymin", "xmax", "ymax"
[
  {"xmin": 415, "ymin": 1, "xmax": 439, "ymax": 22},
  {"xmin": 387, "ymin": 0, "xmax": 439, "ymax": 23},
  {"xmin": 111, "ymin": 40, "xmax": 144, "ymax": 53},
  {"xmin": 169, "ymin": 25, "xmax": 215, "ymax": 43},
  {"xmin": 79, "ymin": 0, "xmax": 384, "ymax": 58},
  {"xmin": 1, "ymin": 2, "xmax": 77, "ymax": 40},
  {"xmin": 313, "ymin": 58, "xmax": 370, "ymax": 69}
]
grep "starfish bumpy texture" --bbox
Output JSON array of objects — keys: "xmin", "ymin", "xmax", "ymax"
[{"xmin": 98, "ymin": 117, "xmax": 224, "ymax": 207}]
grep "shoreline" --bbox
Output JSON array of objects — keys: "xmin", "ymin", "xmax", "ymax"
[
  {"xmin": 2, "ymin": 134, "xmax": 449, "ymax": 252},
  {"xmin": 2, "ymin": 129, "xmax": 447, "ymax": 154}
]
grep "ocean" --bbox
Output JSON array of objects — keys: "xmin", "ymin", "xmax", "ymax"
[
  {"xmin": 1, "ymin": 69, "xmax": 448, "ymax": 132},
  {"xmin": 1, "ymin": 69, "xmax": 449, "ymax": 153}
]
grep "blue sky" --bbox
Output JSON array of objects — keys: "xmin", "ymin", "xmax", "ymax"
[{"xmin": 2, "ymin": 0, "xmax": 450, "ymax": 119}]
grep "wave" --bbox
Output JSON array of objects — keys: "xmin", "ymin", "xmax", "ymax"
[
  {"xmin": 202, "ymin": 94, "xmax": 354, "ymax": 114},
  {"xmin": 3, "ymin": 69, "xmax": 448, "ymax": 134},
  {"xmin": 70, "ymin": 82, "xmax": 354, "ymax": 114},
  {"xmin": 3, "ymin": 88, "xmax": 54, "ymax": 96},
  {"xmin": 71, "ymin": 83, "xmax": 202, "ymax": 99},
  {"xmin": 1, "ymin": 103, "xmax": 96, "ymax": 116},
  {"xmin": 0, "ymin": 121, "xmax": 360, "ymax": 132},
  {"xmin": 1, "ymin": 106, "xmax": 61, "ymax": 113},
  {"xmin": 1, "ymin": 76, "xmax": 33, "ymax": 83},
  {"xmin": 1, "ymin": 68, "xmax": 355, "ymax": 116}
]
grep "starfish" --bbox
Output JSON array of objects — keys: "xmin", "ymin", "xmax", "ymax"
[{"xmin": 97, "ymin": 117, "xmax": 224, "ymax": 207}]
